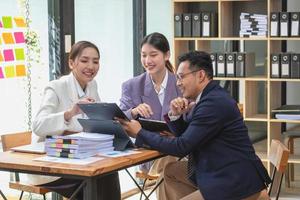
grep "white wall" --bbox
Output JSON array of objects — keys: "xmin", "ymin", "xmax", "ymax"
[
  {"xmin": 75, "ymin": 0, "xmax": 133, "ymax": 104},
  {"xmin": 0, "ymin": 0, "xmax": 49, "ymax": 135}
]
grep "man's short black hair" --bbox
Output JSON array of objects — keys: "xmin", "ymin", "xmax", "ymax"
[{"xmin": 178, "ymin": 51, "xmax": 213, "ymax": 79}]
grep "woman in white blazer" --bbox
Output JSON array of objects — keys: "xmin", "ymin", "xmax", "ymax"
[{"xmin": 31, "ymin": 41, "xmax": 120, "ymax": 199}]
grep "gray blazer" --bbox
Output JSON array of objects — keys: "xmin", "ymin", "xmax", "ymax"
[{"xmin": 120, "ymin": 71, "xmax": 181, "ymax": 121}]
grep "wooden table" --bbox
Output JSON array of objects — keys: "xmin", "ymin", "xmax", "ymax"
[{"xmin": 0, "ymin": 149, "xmax": 163, "ymax": 200}]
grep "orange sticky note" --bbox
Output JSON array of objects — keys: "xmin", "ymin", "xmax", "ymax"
[
  {"xmin": 2, "ymin": 33, "xmax": 15, "ymax": 44},
  {"xmin": 5, "ymin": 66, "xmax": 15, "ymax": 78},
  {"xmin": 0, "ymin": 51, "xmax": 3, "ymax": 62},
  {"xmin": 13, "ymin": 17, "xmax": 26, "ymax": 28},
  {"xmin": 16, "ymin": 64, "xmax": 26, "ymax": 77}
]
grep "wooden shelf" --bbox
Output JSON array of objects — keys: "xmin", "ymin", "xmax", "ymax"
[
  {"xmin": 270, "ymin": 119, "xmax": 300, "ymax": 123},
  {"xmin": 214, "ymin": 77, "xmax": 267, "ymax": 81},
  {"xmin": 269, "ymin": 37, "xmax": 300, "ymax": 41},
  {"xmin": 256, "ymin": 152, "xmax": 268, "ymax": 162},
  {"xmin": 288, "ymin": 154, "xmax": 300, "ymax": 164},
  {"xmin": 270, "ymin": 79, "xmax": 300, "ymax": 82},
  {"xmin": 174, "ymin": 0, "xmax": 218, "ymax": 2},
  {"xmin": 174, "ymin": 37, "xmax": 268, "ymax": 41}
]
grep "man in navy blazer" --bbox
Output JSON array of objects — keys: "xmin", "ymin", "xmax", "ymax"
[{"xmin": 118, "ymin": 51, "xmax": 271, "ymax": 200}]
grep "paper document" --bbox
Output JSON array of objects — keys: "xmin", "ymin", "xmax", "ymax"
[
  {"xmin": 33, "ymin": 155, "xmax": 104, "ymax": 165},
  {"xmin": 98, "ymin": 150, "xmax": 141, "ymax": 158}
]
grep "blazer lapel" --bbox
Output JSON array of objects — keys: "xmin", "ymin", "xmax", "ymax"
[
  {"xmin": 141, "ymin": 73, "xmax": 162, "ymax": 120},
  {"xmin": 67, "ymin": 73, "xmax": 79, "ymax": 104}
]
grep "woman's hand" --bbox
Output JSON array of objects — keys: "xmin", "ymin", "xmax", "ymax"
[
  {"xmin": 116, "ymin": 118, "xmax": 142, "ymax": 138},
  {"xmin": 64, "ymin": 97, "xmax": 95, "ymax": 121},
  {"xmin": 131, "ymin": 103, "xmax": 153, "ymax": 119}
]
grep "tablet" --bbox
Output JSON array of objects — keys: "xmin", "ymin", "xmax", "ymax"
[
  {"xmin": 138, "ymin": 118, "xmax": 171, "ymax": 132},
  {"xmin": 11, "ymin": 142, "xmax": 46, "ymax": 154},
  {"xmin": 78, "ymin": 103, "xmax": 129, "ymax": 121}
]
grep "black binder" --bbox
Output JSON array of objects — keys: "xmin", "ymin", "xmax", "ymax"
[
  {"xmin": 280, "ymin": 12, "xmax": 290, "ymax": 37},
  {"xmin": 291, "ymin": 12, "xmax": 300, "ymax": 37},
  {"xmin": 271, "ymin": 54, "xmax": 280, "ymax": 78},
  {"xmin": 202, "ymin": 12, "xmax": 211, "ymax": 37},
  {"xmin": 192, "ymin": 13, "xmax": 201, "ymax": 37},
  {"xmin": 183, "ymin": 13, "xmax": 192, "ymax": 37},
  {"xmin": 291, "ymin": 54, "xmax": 300, "ymax": 78},
  {"xmin": 78, "ymin": 103, "xmax": 130, "ymax": 121},
  {"xmin": 226, "ymin": 53, "xmax": 236, "ymax": 77},
  {"xmin": 280, "ymin": 53, "xmax": 291, "ymax": 78},
  {"xmin": 270, "ymin": 12, "xmax": 280, "ymax": 37},
  {"xmin": 174, "ymin": 14, "xmax": 183, "ymax": 37},
  {"xmin": 217, "ymin": 53, "xmax": 226, "ymax": 77},
  {"xmin": 210, "ymin": 53, "xmax": 217, "ymax": 77},
  {"xmin": 236, "ymin": 53, "xmax": 246, "ymax": 77},
  {"xmin": 211, "ymin": 12, "xmax": 218, "ymax": 37},
  {"xmin": 78, "ymin": 119, "xmax": 135, "ymax": 151}
]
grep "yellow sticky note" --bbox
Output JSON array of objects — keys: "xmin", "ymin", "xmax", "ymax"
[
  {"xmin": 15, "ymin": 48, "xmax": 25, "ymax": 61},
  {"xmin": 0, "ymin": 52, "xmax": 3, "ymax": 62},
  {"xmin": 13, "ymin": 17, "xmax": 26, "ymax": 28},
  {"xmin": 5, "ymin": 66, "xmax": 15, "ymax": 78},
  {"xmin": 16, "ymin": 64, "xmax": 26, "ymax": 77},
  {"xmin": 0, "ymin": 37, "xmax": 2, "ymax": 45},
  {"xmin": 2, "ymin": 33, "xmax": 15, "ymax": 44}
]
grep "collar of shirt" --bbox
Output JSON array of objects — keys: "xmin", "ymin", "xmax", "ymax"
[
  {"xmin": 73, "ymin": 74, "xmax": 86, "ymax": 99},
  {"xmin": 150, "ymin": 70, "xmax": 168, "ymax": 95},
  {"xmin": 195, "ymin": 92, "xmax": 202, "ymax": 104}
]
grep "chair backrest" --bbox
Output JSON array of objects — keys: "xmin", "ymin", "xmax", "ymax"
[
  {"xmin": 268, "ymin": 139, "xmax": 290, "ymax": 200},
  {"xmin": 1, "ymin": 131, "xmax": 32, "ymax": 152}
]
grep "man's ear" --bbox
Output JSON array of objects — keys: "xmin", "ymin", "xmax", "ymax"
[{"xmin": 198, "ymin": 70, "xmax": 206, "ymax": 82}]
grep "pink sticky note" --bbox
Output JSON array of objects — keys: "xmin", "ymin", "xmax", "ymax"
[
  {"xmin": 0, "ymin": 21, "xmax": 2, "ymax": 28},
  {"xmin": 3, "ymin": 49, "xmax": 14, "ymax": 61},
  {"xmin": 14, "ymin": 32, "xmax": 25, "ymax": 43},
  {"xmin": 0, "ymin": 67, "xmax": 4, "ymax": 79}
]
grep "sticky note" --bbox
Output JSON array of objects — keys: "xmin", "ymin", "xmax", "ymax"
[
  {"xmin": 0, "ymin": 51, "xmax": 3, "ymax": 62},
  {"xmin": 0, "ymin": 67, "xmax": 4, "ymax": 78},
  {"xmin": 13, "ymin": 17, "xmax": 26, "ymax": 27},
  {"xmin": 14, "ymin": 32, "xmax": 25, "ymax": 43},
  {"xmin": 0, "ymin": 37, "xmax": 2, "ymax": 45},
  {"xmin": 3, "ymin": 49, "xmax": 14, "ymax": 61},
  {"xmin": 2, "ymin": 33, "xmax": 15, "ymax": 44},
  {"xmin": 0, "ymin": 21, "xmax": 3, "ymax": 28},
  {"xmin": 5, "ymin": 66, "xmax": 15, "ymax": 78},
  {"xmin": 2, "ymin": 16, "xmax": 13, "ymax": 28},
  {"xmin": 15, "ymin": 48, "xmax": 25, "ymax": 61},
  {"xmin": 16, "ymin": 64, "xmax": 26, "ymax": 76}
]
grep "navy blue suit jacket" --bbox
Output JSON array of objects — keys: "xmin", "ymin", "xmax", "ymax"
[{"xmin": 135, "ymin": 80, "xmax": 271, "ymax": 200}]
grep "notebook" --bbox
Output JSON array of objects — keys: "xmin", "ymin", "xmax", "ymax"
[{"xmin": 11, "ymin": 142, "xmax": 46, "ymax": 154}]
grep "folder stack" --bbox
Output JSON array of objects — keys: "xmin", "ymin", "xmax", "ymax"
[
  {"xmin": 270, "ymin": 12, "xmax": 300, "ymax": 37},
  {"xmin": 270, "ymin": 52, "xmax": 300, "ymax": 78},
  {"xmin": 239, "ymin": 13, "xmax": 267, "ymax": 37},
  {"xmin": 45, "ymin": 132, "xmax": 114, "ymax": 159},
  {"xmin": 272, "ymin": 105, "xmax": 300, "ymax": 120}
]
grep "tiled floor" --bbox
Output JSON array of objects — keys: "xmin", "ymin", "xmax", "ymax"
[{"xmin": 0, "ymin": 141, "xmax": 300, "ymax": 200}]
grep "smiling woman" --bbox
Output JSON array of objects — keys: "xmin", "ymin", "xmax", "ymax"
[{"xmin": 30, "ymin": 41, "xmax": 121, "ymax": 199}]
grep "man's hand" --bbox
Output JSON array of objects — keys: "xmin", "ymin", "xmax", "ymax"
[
  {"xmin": 131, "ymin": 103, "xmax": 153, "ymax": 119},
  {"xmin": 116, "ymin": 118, "xmax": 142, "ymax": 138},
  {"xmin": 169, "ymin": 97, "xmax": 195, "ymax": 116}
]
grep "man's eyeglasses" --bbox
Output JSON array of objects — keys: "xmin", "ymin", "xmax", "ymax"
[{"xmin": 176, "ymin": 69, "xmax": 201, "ymax": 81}]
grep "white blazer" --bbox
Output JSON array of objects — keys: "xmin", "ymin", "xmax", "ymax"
[{"xmin": 28, "ymin": 73, "xmax": 100, "ymax": 185}]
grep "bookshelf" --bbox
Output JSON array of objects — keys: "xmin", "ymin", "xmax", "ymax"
[{"xmin": 172, "ymin": 0, "xmax": 300, "ymax": 171}]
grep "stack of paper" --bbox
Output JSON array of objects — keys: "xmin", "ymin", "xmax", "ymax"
[
  {"xmin": 45, "ymin": 132, "xmax": 114, "ymax": 159},
  {"xmin": 240, "ymin": 13, "xmax": 267, "ymax": 37}
]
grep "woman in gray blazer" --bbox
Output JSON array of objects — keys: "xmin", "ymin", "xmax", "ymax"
[{"xmin": 32, "ymin": 41, "xmax": 120, "ymax": 199}]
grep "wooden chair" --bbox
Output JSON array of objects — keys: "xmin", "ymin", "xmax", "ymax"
[
  {"xmin": 268, "ymin": 139, "xmax": 290, "ymax": 200},
  {"xmin": 1, "ymin": 131, "xmax": 50, "ymax": 200},
  {"xmin": 283, "ymin": 130, "xmax": 300, "ymax": 187}
]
